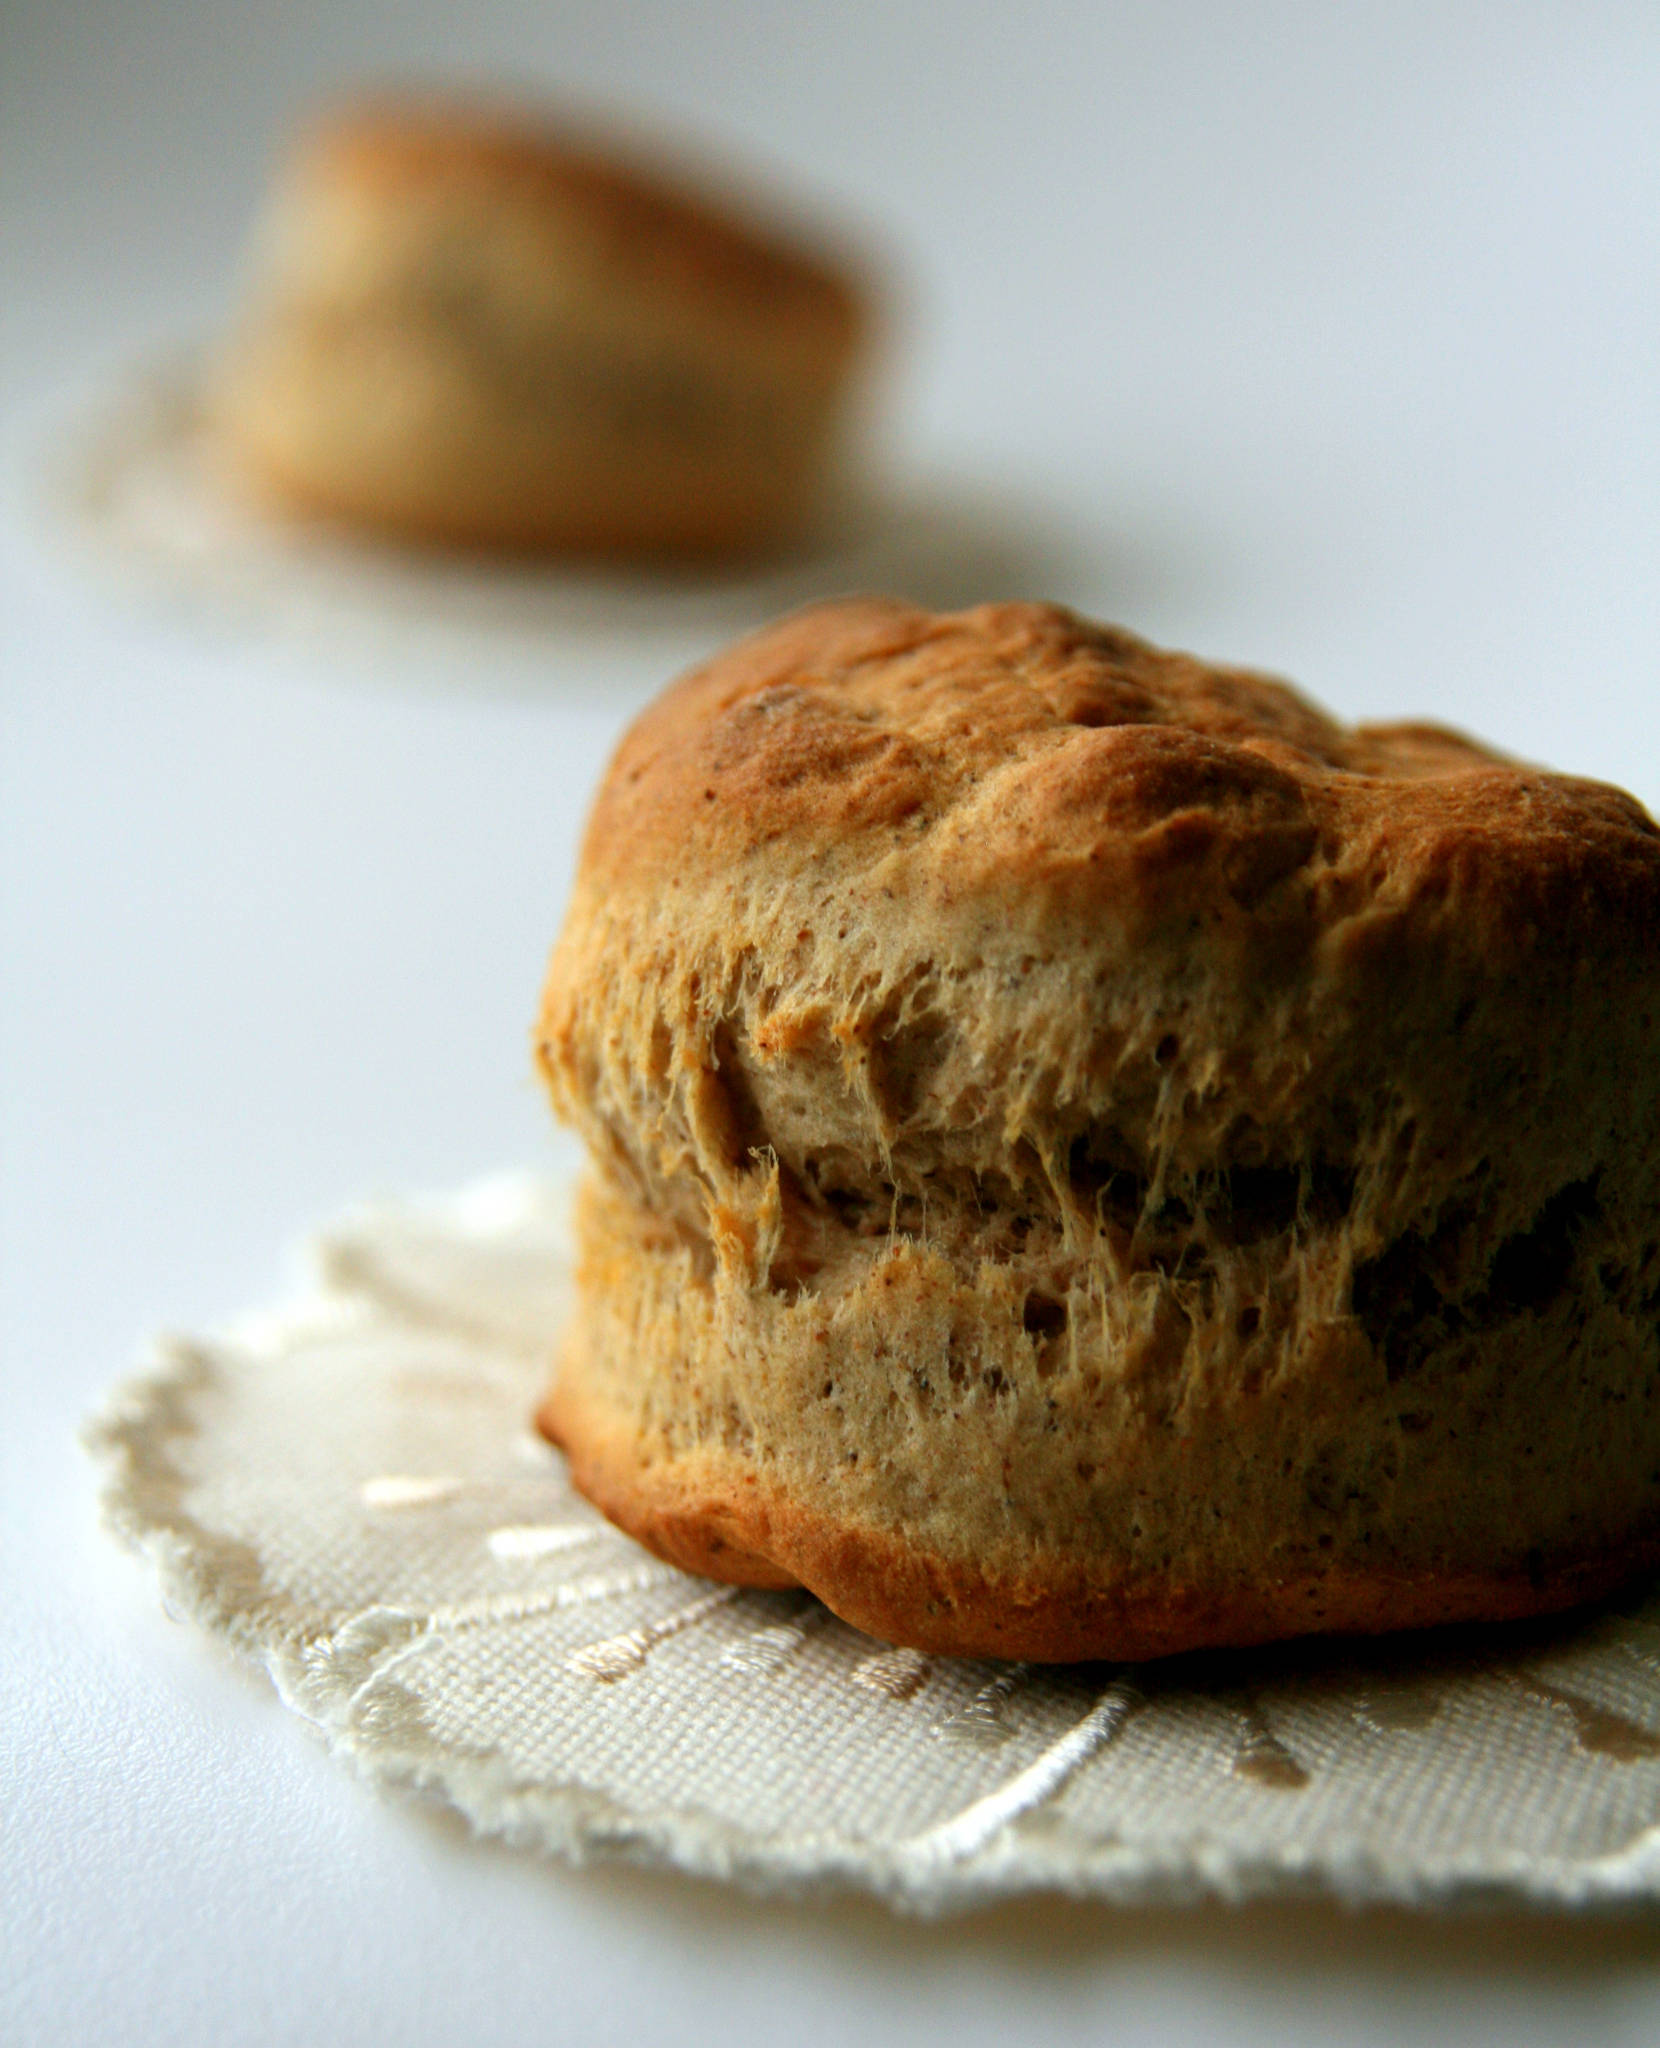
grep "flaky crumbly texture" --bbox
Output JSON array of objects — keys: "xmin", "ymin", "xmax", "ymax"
[
  {"xmin": 535, "ymin": 599, "xmax": 1660, "ymax": 1661},
  {"xmin": 211, "ymin": 101, "xmax": 870, "ymax": 557}
]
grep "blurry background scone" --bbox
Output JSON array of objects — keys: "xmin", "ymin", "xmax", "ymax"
[
  {"xmin": 535, "ymin": 598, "xmax": 1660, "ymax": 1664},
  {"xmin": 211, "ymin": 100, "xmax": 872, "ymax": 557}
]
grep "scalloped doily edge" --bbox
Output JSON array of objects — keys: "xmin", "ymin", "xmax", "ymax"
[{"xmin": 85, "ymin": 1332, "xmax": 1660, "ymax": 1918}]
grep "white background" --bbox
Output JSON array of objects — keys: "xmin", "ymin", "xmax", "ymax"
[{"xmin": 6, "ymin": 3, "xmax": 1660, "ymax": 2042}]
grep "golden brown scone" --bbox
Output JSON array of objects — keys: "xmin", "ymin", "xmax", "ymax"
[
  {"xmin": 534, "ymin": 599, "xmax": 1660, "ymax": 1662},
  {"xmin": 212, "ymin": 101, "xmax": 870, "ymax": 557}
]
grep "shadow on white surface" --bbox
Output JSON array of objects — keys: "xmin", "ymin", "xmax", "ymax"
[{"xmin": 393, "ymin": 1785, "xmax": 1660, "ymax": 2004}]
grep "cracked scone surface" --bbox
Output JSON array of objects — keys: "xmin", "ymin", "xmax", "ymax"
[
  {"xmin": 535, "ymin": 598, "xmax": 1660, "ymax": 1661},
  {"xmin": 213, "ymin": 102, "xmax": 869, "ymax": 557}
]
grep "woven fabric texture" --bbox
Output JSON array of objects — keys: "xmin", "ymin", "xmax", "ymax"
[{"xmin": 86, "ymin": 1177, "xmax": 1660, "ymax": 1913}]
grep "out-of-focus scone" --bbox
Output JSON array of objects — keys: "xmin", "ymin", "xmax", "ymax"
[
  {"xmin": 212, "ymin": 102, "xmax": 870, "ymax": 557},
  {"xmin": 534, "ymin": 599, "xmax": 1660, "ymax": 1662}
]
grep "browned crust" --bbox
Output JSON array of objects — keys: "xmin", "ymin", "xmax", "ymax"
[
  {"xmin": 538, "ymin": 1369, "xmax": 1660, "ymax": 1663},
  {"xmin": 563, "ymin": 598, "xmax": 1660, "ymax": 944},
  {"xmin": 291, "ymin": 98, "xmax": 866, "ymax": 342}
]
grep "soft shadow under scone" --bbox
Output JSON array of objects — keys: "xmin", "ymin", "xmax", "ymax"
[
  {"xmin": 213, "ymin": 101, "xmax": 870, "ymax": 558},
  {"xmin": 535, "ymin": 599, "xmax": 1660, "ymax": 1661}
]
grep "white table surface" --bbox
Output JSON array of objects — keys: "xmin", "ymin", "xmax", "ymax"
[{"xmin": 7, "ymin": 4, "xmax": 1660, "ymax": 2042}]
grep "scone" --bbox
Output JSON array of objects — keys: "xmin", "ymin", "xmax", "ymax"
[
  {"xmin": 534, "ymin": 599, "xmax": 1660, "ymax": 1662},
  {"xmin": 212, "ymin": 101, "xmax": 870, "ymax": 557}
]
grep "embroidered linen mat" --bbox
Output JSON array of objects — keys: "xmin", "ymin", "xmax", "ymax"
[{"xmin": 86, "ymin": 1176, "xmax": 1660, "ymax": 1913}]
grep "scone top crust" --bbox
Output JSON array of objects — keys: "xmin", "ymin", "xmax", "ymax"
[
  {"xmin": 573, "ymin": 598, "xmax": 1656, "ymax": 922},
  {"xmin": 540, "ymin": 600, "xmax": 1660, "ymax": 1267},
  {"xmin": 269, "ymin": 100, "xmax": 866, "ymax": 361}
]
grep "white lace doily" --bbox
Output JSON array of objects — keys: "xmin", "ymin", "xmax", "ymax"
[
  {"xmin": 44, "ymin": 354, "xmax": 1062, "ymax": 686},
  {"xmin": 86, "ymin": 1176, "xmax": 1660, "ymax": 1913}
]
